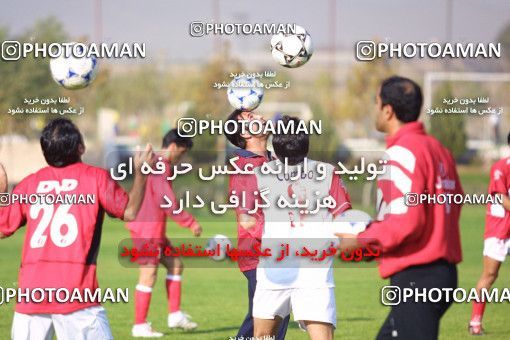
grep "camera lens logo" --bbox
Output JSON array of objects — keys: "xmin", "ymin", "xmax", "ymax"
[
  {"xmin": 404, "ymin": 193, "xmax": 419, "ymax": 206},
  {"xmin": 381, "ymin": 286, "xmax": 401, "ymax": 306},
  {"xmin": 177, "ymin": 118, "xmax": 197, "ymax": 137},
  {"xmin": 1, "ymin": 41, "xmax": 21, "ymax": 61},
  {"xmin": 0, "ymin": 193, "xmax": 11, "ymax": 206},
  {"xmin": 356, "ymin": 41, "xmax": 376, "ymax": 61},
  {"xmin": 190, "ymin": 22, "xmax": 206, "ymax": 37}
]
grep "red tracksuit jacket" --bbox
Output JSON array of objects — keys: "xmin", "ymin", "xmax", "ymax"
[{"xmin": 359, "ymin": 122, "xmax": 463, "ymax": 278}]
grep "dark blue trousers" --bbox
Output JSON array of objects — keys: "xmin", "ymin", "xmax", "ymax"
[{"xmin": 236, "ymin": 269, "xmax": 290, "ymax": 339}]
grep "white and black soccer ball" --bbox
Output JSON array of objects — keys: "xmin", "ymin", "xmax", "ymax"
[
  {"xmin": 270, "ymin": 25, "xmax": 313, "ymax": 68},
  {"xmin": 227, "ymin": 76, "xmax": 264, "ymax": 111},
  {"xmin": 331, "ymin": 209, "xmax": 372, "ymax": 237},
  {"xmin": 50, "ymin": 44, "xmax": 98, "ymax": 90},
  {"xmin": 205, "ymin": 234, "xmax": 233, "ymax": 261}
]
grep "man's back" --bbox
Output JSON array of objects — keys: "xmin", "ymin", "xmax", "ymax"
[
  {"xmin": 361, "ymin": 122, "xmax": 463, "ymax": 278},
  {"xmin": 1, "ymin": 162, "xmax": 128, "ymax": 314}
]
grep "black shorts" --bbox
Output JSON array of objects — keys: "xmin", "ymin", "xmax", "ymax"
[{"xmin": 376, "ymin": 260, "xmax": 458, "ymax": 340}]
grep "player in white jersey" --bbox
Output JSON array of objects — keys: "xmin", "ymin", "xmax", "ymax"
[{"xmin": 244, "ymin": 116, "xmax": 351, "ymax": 340}]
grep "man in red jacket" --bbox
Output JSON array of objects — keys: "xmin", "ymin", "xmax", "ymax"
[{"xmin": 338, "ymin": 76, "xmax": 463, "ymax": 340}]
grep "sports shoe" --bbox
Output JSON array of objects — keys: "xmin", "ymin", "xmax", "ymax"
[
  {"xmin": 168, "ymin": 311, "xmax": 198, "ymax": 330},
  {"xmin": 132, "ymin": 322, "xmax": 163, "ymax": 338},
  {"xmin": 468, "ymin": 322, "xmax": 484, "ymax": 336}
]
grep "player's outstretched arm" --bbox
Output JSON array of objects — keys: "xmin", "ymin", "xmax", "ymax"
[{"xmin": 123, "ymin": 144, "xmax": 154, "ymax": 221}]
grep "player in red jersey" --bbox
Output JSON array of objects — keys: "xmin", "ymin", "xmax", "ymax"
[
  {"xmin": 127, "ymin": 129, "xmax": 202, "ymax": 337},
  {"xmin": 338, "ymin": 77, "xmax": 463, "ymax": 340},
  {"xmin": 225, "ymin": 109, "xmax": 290, "ymax": 340},
  {"xmin": 0, "ymin": 118, "xmax": 153, "ymax": 340},
  {"xmin": 469, "ymin": 133, "xmax": 510, "ymax": 336}
]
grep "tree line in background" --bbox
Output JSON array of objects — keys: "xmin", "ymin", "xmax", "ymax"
[{"xmin": 1, "ymin": 17, "xmax": 510, "ymax": 163}]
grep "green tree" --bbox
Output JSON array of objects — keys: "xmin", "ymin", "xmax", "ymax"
[
  {"xmin": 338, "ymin": 54, "xmax": 394, "ymax": 136},
  {"xmin": 100, "ymin": 66, "xmax": 166, "ymax": 116},
  {"xmin": 497, "ymin": 21, "xmax": 510, "ymax": 71},
  {"xmin": 0, "ymin": 17, "xmax": 70, "ymax": 136},
  {"xmin": 184, "ymin": 45, "xmax": 241, "ymax": 163},
  {"xmin": 429, "ymin": 83, "xmax": 467, "ymax": 159},
  {"xmin": 308, "ymin": 101, "xmax": 338, "ymax": 163}
]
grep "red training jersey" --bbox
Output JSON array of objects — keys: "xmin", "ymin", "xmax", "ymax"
[
  {"xmin": 484, "ymin": 157, "xmax": 510, "ymax": 239},
  {"xmin": 359, "ymin": 122, "xmax": 463, "ymax": 278},
  {"xmin": 0, "ymin": 162, "xmax": 129, "ymax": 314},
  {"xmin": 126, "ymin": 158, "xmax": 197, "ymax": 238},
  {"xmin": 229, "ymin": 150, "xmax": 270, "ymax": 272}
]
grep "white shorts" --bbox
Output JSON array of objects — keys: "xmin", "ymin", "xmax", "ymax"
[
  {"xmin": 11, "ymin": 306, "xmax": 113, "ymax": 340},
  {"xmin": 483, "ymin": 237, "xmax": 510, "ymax": 262},
  {"xmin": 253, "ymin": 287, "xmax": 336, "ymax": 328}
]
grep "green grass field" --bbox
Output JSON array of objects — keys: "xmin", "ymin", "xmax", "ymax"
[{"xmin": 0, "ymin": 204, "xmax": 509, "ymax": 339}]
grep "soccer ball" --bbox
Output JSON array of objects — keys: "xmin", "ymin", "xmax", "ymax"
[
  {"xmin": 270, "ymin": 25, "xmax": 313, "ymax": 68},
  {"xmin": 205, "ymin": 234, "xmax": 233, "ymax": 261},
  {"xmin": 227, "ymin": 76, "xmax": 264, "ymax": 111},
  {"xmin": 331, "ymin": 209, "xmax": 372, "ymax": 236},
  {"xmin": 49, "ymin": 44, "xmax": 98, "ymax": 89}
]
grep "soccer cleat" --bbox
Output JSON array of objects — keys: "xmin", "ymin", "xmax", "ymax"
[
  {"xmin": 168, "ymin": 311, "xmax": 198, "ymax": 330},
  {"xmin": 468, "ymin": 322, "xmax": 484, "ymax": 336},
  {"xmin": 132, "ymin": 322, "xmax": 163, "ymax": 338}
]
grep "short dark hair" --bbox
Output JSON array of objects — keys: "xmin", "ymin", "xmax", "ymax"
[
  {"xmin": 40, "ymin": 118, "xmax": 84, "ymax": 167},
  {"xmin": 162, "ymin": 129, "xmax": 193, "ymax": 149},
  {"xmin": 380, "ymin": 76, "xmax": 423, "ymax": 123},
  {"xmin": 272, "ymin": 115, "xmax": 309, "ymax": 165},
  {"xmin": 224, "ymin": 109, "xmax": 246, "ymax": 149}
]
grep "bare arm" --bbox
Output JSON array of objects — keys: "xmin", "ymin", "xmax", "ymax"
[
  {"xmin": 123, "ymin": 144, "xmax": 154, "ymax": 221},
  {"xmin": 189, "ymin": 221, "xmax": 202, "ymax": 237},
  {"xmin": 0, "ymin": 163, "xmax": 7, "ymax": 193},
  {"xmin": 335, "ymin": 232, "xmax": 361, "ymax": 252}
]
